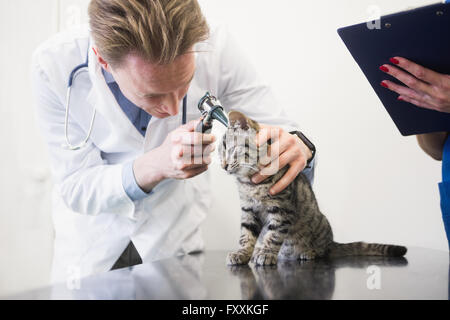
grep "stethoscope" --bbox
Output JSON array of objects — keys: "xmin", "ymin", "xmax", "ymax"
[{"xmin": 63, "ymin": 45, "xmax": 187, "ymax": 151}]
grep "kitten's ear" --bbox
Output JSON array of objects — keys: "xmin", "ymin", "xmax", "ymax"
[{"xmin": 228, "ymin": 111, "xmax": 260, "ymax": 132}]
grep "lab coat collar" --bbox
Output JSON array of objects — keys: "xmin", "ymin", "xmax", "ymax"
[{"xmin": 86, "ymin": 39, "xmax": 145, "ymax": 148}]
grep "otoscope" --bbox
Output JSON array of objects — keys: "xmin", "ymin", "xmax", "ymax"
[{"xmin": 195, "ymin": 92, "xmax": 229, "ymax": 133}]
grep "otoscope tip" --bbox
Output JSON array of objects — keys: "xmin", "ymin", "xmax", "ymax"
[{"xmin": 212, "ymin": 109, "xmax": 229, "ymax": 128}]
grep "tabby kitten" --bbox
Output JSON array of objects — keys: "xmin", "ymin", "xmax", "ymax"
[{"xmin": 219, "ymin": 111, "xmax": 407, "ymax": 266}]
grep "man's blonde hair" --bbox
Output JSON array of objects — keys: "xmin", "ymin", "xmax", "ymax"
[{"xmin": 88, "ymin": 0, "xmax": 209, "ymax": 66}]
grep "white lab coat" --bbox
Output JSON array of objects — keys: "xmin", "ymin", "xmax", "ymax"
[{"xmin": 31, "ymin": 24, "xmax": 302, "ymax": 284}]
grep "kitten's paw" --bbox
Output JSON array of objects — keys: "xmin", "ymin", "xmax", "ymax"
[
  {"xmin": 251, "ymin": 252, "xmax": 278, "ymax": 266},
  {"xmin": 299, "ymin": 250, "xmax": 317, "ymax": 260},
  {"xmin": 226, "ymin": 251, "xmax": 251, "ymax": 265}
]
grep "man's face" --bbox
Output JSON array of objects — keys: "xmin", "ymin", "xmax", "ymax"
[{"xmin": 101, "ymin": 51, "xmax": 195, "ymax": 119}]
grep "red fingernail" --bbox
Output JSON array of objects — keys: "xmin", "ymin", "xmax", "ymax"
[
  {"xmin": 381, "ymin": 81, "xmax": 389, "ymax": 89},
  {"xmin": 379, "ymin": 65, "xmax": 389, "ymax": 73},
  {"xmin": 398, "ymin": 96, "xmax": 404, "ymax": 101},
  {"xmin": 390, "ymin": 58, "xmax": 400, "ymax": 65}
]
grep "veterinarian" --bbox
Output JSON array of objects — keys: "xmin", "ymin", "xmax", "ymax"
[
  {"xmin": 31, "ymin": 0, "xmax": 316, "ymax": 283},
  {"xmin": 379, "ymin": 56, "xmax": 450, "ymax": 247}
]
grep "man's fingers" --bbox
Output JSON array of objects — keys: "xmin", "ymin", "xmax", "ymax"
[
  {"xmin": 252, "ymin": 151, "xmax": 297, "ymax": 184},
  {"xmin": 256, "ymin": 127, "xmax": 282, "ymax": 147},
  {"xmin": 390, "ymin": 57, "xmax": 443, "ymax": 85},
  {"xmin": 260, "ymin": 152, "xmax": 290, "ymax": 176},
  {"xmin": 173, "ymin": 131, "xmax": 216, "ymax": 145},
  {"xmin": 258, "ymin": 138, "xmax": 287, "ymax": 166},
  {"xmin": 181, "ymin": 143, "xmax": 216, "ymax": 158},
  {"xmin": 181, "ymin": 132, "xmax": 215, "ymax": 145},
  {"xmin": 203, "ymin": 142, "xmax": 216, "ymax": 155},
  {"xmin": 176, "ymin": 155, "xmax": 212, "ymax": 169},
  {"xmin": 252, "ymin": 158, "xmax": 283, "ymax": 185},
  {"xmin": 269, "ymin": 164, "xmax": 302, "ymax": 196},
  {"xmin": 180, "ymin": 118, "xmax": 202, "ymax": 132},
  {"xmin": 260, "ymin": 133, "xmax": 301, "ymax": 167}
]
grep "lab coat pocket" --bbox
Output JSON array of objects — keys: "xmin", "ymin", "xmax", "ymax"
[{"xmin": 131, "ymin": 179, "xmax": 197, "ymax": 260}]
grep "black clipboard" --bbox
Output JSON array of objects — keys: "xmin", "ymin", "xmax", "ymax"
[{"xmin": 338, "ymin": 2, "xmax": 450, "ymax": 136}]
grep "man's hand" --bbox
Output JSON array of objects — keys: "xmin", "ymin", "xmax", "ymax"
[
  {"xmin": 134, "ymin": 119, "xmax": 216, "ymax": 193},
  {"xmin": 380, "ymin": 57, "xmax": 450, "ymax": 113},
  {"xmin": 251, "ymin": 124, "xmax": 313, "ymax": 196}
]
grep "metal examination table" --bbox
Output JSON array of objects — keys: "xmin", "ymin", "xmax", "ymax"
[{"xmin": 9, "ymin": 248, "xmax": 450, "ymax": 300}]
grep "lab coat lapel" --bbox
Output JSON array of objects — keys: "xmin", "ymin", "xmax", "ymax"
[{"xmin": 86, "ymin": 44, "xmax": 144, "ymax": 150}]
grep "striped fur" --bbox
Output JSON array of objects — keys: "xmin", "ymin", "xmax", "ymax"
[{"xmin": 220, "ymin": 111, "xmax": 407, "ymax": 266}]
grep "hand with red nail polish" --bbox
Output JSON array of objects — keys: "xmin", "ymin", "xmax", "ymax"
[
  {"xmin": 389, "ymin": 58, "xmax": 400, "ymax": 65},
  {"xmin": 379, "ymin": 56, "xmax": 450, "ymax": 113},
  {"xmin": 379, "ymin": 65, "xmax": 389, "ymax": 73}
]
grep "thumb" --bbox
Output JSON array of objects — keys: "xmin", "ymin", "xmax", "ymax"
[{"xmin": 180, "ymin": 118, "xmax": 202, "ymax": 132}]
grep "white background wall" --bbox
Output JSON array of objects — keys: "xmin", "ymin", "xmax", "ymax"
[{"xmin": 0, "ymin": 0, "xmax": 447, "ymax": 298}]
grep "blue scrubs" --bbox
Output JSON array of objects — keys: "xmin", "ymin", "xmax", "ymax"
[{"xmin": 438, "ymin": 135, "xmax": 450, "ymax": 248}]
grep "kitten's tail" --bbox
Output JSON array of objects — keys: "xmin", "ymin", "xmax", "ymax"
[{"xmin": 327, "ymin": 241, "xmax": 407, "ymax": 257}]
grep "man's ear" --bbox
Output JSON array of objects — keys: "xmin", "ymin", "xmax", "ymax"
[{"xmin": 93, "ymin": 47, "xmax": 111, "ymax": 72}]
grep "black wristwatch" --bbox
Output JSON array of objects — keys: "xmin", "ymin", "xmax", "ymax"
[{"xmin": 290, "ymin": 131, "xmax": 316, "ymax": 168}]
